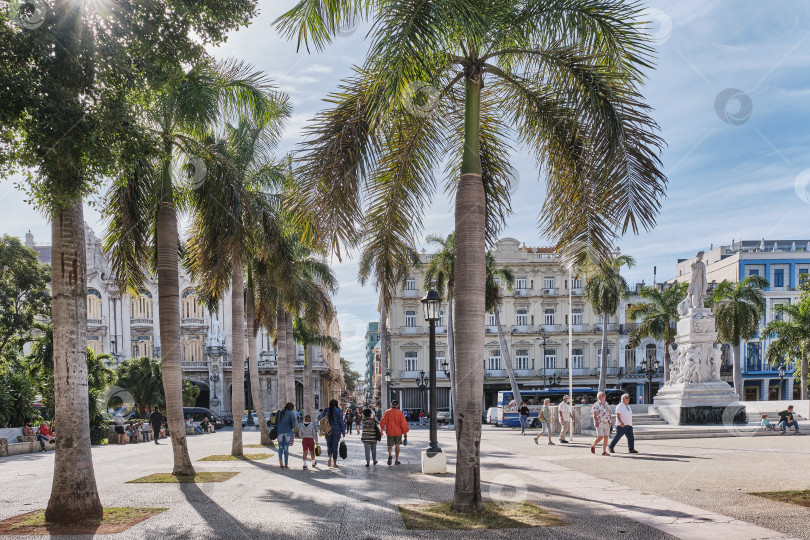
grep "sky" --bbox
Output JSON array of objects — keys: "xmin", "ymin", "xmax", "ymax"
[{"xmin": 3, "ymin": 1, "xmax": 810, "ymax": 374}]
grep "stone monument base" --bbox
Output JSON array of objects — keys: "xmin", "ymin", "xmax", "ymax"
[{"xmin": 652, "ymin": 382, "xmax": 747, "ymax": 425}]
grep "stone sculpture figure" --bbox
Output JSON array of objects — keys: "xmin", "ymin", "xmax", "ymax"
[{"xmin": 685, "ymin": 251, "xmax": 707, "ymax": 309}]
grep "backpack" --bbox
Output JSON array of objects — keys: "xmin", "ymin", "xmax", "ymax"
[{"xmin": 319, "ymin": 414, "xmax": 332, "ymax": 436}]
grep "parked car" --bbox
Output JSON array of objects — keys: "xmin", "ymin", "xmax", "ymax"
[
  {"xmin": 183, "ymin": 407, "xmax": 225, "ymax": 429},
  {"xmin": 241, "ymin": 412, "xmax": 259, "ymax": 427},
  {"xmin": 486, "ymin": 407, "xmax": 501, "ymax": 426},
  {"xmin": 436, "ymin": 411, "xmax": 451, "ymax": 425}
]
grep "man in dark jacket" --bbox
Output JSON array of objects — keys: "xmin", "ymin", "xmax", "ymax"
[{"xmin": 149, "ymin": 406, "xmax": 164, "ymax": 445}]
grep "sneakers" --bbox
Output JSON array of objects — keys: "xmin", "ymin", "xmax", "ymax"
[
  {"xmin": 608, "ymin": 446, "xmax": 615, "ymax": 453},
  {"xmin": 559, "ymin": 439, "xmax": 568, "ymax": 444},
  {"xmin": 629, "ymin": 449, "xmax": 639, "ymax": 454},
  {"xmin": 303, "ymin": 465, "xmax": 309, "ymax": 470},
  {"xmin": 365, "ymin": 463, "xmax": 370, "ymax": 467},
  {"xmin": 373, "ymin": 461, "xmax": 378, "ymax": 465},
  {"xmin": 388, "ymin": 455, "xmax": 393, "ymax": 465},
  {"xmin": 533, "ymin": 438, "xmax": 539, "ymax": 445},
  {"xmin": 395, "ymin": 461, "xmax": 401, "ymax": 465},
  {"xmin": 548, "ymin": 441, "xmax": 555, "ymax": 445},
  {"xmin": 590, "ymin": 445, "xmax": 595, "ymax": 454},
  {"xmin": 313, "ymin": 462, "xmax": 318, "ymax": 467}
]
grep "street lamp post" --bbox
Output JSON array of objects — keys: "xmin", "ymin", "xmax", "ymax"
[
  {"xmin": 421, "ymin": 285, "xmax": 443, "ymax": 472},
  {"xmin": 641, "ymin": 356, "xmax": 660, "ymax": 404},
  {"xmin": 778, "ymin": 363, "xmax": 786, "ymax": 399}
]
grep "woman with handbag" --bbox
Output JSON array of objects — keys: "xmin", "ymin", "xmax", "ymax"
[
  {"xmin": 325, "ymin": 399, "xmax": 345, "ymax": 469},
  {"xmin": 360, "ymin": 408, "xmax": 381, "ymax": 467},
  {"xmin": 276, "ymin": 402, "xmax": 297, "ymax": 469}
]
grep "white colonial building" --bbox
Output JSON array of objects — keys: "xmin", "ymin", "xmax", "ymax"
[{"xmin": 25, "ymin": 227, "xmax": 345, "ymax": 417}]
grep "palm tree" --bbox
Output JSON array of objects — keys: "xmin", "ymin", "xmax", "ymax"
[
  {"xmin": 276, "ymin": 0, "xmax": 665, "ymax": 512},
  {"xmin": 484, "ymin": 252, "xmax": 521, "ymax": 405},
  {"xmin": 584, "ymin": 254, "xmax": 635, "ymax": 392},
  {"xmin": 293, "ymin": 317, "xmax": 341, "ymax": 418},
  {"xmin": 104, "ymin": 59, "xmax": 277, "ymax": 473},
  {"xmin": 628, "ymin": 282, "xmax": 687, "ymax": 386},
  {"xmin": 711, "ymin": 275, "xmax": 768, "ymax": 399},
  {"xmin": 763, "ymin": 297, "xmax": 810, "ymax": 400},
  {"xmin": 424, "ymin": 233, "xmax": 456, "ymax": 422}
]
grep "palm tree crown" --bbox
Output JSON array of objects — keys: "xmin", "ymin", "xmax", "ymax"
[{"xmin": 763, "ymin": 294, "xmax": 810, "ymax": 400}]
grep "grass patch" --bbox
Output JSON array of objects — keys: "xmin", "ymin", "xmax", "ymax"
[
  {"xmin": 198, "ymin": 453, "xmax": 273, "ymax": 461},
  {"xmin": 399, "ymin": 501, "xmax": 566, "ymax": 530},
  {"xmin": 127, "ymin": 472, "xmax": 238, "ymax": 483},
  {"xmin": 750, "ymin": 490, "xmax": 810, "ymax": 507},
  {"xmin": 244, "ymin": 444, "xmax": 275, "ymax": 449},
  {"xmin": 0, "ymin": 507, "xmax": 166, "ymax": 535}
]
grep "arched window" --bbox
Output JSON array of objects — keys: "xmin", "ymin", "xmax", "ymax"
[
  {"xmin": 131, "ymin": 289, "xmax": 153, "ymax": 319},
  {"xmin": 182, "ymin": 288, "xmax": 202, "ymax": 320},
  {"xmin": 87, "ymin": 288, "xmax": 102, "ymax": 319},
  {"xmin": 182, "ymin": 335, "xmax": 204, "ymax": 362},
  {"xmin": 131, "ymin": 335, "xmax": 153, "ymax": 358},
  {"xmin": 645, "ymin": 344, "xmax": 657, "ymax": 364}
]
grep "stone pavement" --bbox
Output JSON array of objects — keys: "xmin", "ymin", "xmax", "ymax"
[{"xmin": 0, "ymin": 425, "xmax": 806, "ymax": 539}]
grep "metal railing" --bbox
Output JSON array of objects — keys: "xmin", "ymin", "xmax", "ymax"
[
  {"xmin": 511, "ymin": 324, "xmax": 535, "ymax": 334},
  {"xmin": 593, "ymin": 323, "xmax": 618, "ymax": 332},
  {"xmin": 485, "ymin": 325, "xmax": 505, "ymax": 334},
  {"xmin": 539, "ymin": 324, "xmax": 562, "ymax": 333},
  {"xmin": 399, "ymin": 326, "xmax": 423, "ymax": 335},
  {"xmin": 402, "ymin": 289, "xmax": 421, "ymax": 298},
  {"xmin": 182, "ymin": 318, "xmax": 205, "ymax": 325},
  {"xmin": 513, "ymin": 288, "xmax": 532, "ymax": 297},
  {"xmin": 484, "ymin": 369, "xmax": 507, "ymax": 378},
  {"xmin": 570, "ymin": 324, "xmax": 590, "ymax": 332},
  {"xmin": 87, "ymin": 318, "xmax": 105, "ymax": 326}
]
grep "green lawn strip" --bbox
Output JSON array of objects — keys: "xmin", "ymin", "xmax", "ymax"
[
  {"xmin": 244, "ymin": 444, "xmax": 275, "ymax": 449},
  {"xmin": 749, "ymin": 490, "xmax": 810, "ymax": 507},
  {"xmin": 0, "ymin": 507, "xmax": 166, "ymax": 535},
  {"xmin": 398, "ymin": 501, "xmax": 567, "ymax": 530},
  {"xmin": 127, "ymin": 472, "xmax": 239, "ymax": 483},
  {"xmin": 198, "ymin": 453, "xmax": 273, "ymax": 461}
]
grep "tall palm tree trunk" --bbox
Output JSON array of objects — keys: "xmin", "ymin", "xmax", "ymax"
[
  {"xmin": 304, "ymin": 345, "xmax": 314, "ymax": 417},
  {"xmin": 380, "ymin": 300, "xmax": 388, "ymax": 410},
  {"xmin": 156, "ymin": 195, "xmax": 195, "ymax": 476},
  {"xmin": 45, "ymin": 199, "xmax": 103, "ymax": 524},
  {"xmin": 732, "ymin": 344, "xmax": 742, "ymax": 399},
  {"xmin": 230, "ymin": 251, "xmax": 245, "ymax": 456},
  {"xmin": 494, "ymin": 306, "xmax": 521, "ymax": 404},
  {"xmin": 663, "ymin": 339, "xmax": 671, "ymax": 385},
  {"xmin": 452, "ymin": 75, "xmax": 485, "ymax": 514},
  {"xmin": 286, "ymin": 312, "xmax": 296, "ymax": 408},
  {"xmin": 801, "ymin": 356, "xmax": 808, "ymax": 401},
  {"xmin": 447, "ymin": 291, "xmax": 456, "ymax": 423},
  {"xmin": 276, "ymin": 307, "xmax": 287, "ymax": 408},
  {"xmin": 598, "ymin": 313, "xmax": 608, "ymax": 392},
  {"xmin": 246, "ymin": 284, "xmax": 270, "ymax": 444}
]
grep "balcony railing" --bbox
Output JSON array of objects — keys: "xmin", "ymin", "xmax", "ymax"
[
  {"xmin": 258, "ymin": 358, "xmax": 278, "ymax": 368},
  {"xmin": 399, "ymin": 326, "xmax": 423, "ymax": 335},
  {"xmin": 541, "ymin": 288, "xmax": 558, "ymax": 296},
  {"xmin": 181, "ymin": 360, "xmax": 208, "ymax": 368},
  {"xmin": 485, "ymin": 325, "xmax": 505, "ymax": 334},
  {"xmin": 571, "ymin": 287, "xmax": 584, "ymax": 295},
  {"xmin": 539, "ymin": 324, "xmax": 562, "ymax": 333},
  {"xmin": 436, "ymin": 326, "xmax": 447, "ymax": 334},
  {"xmin": 512, "ymin": 288, "xmax": 532, "ymax": 297},
  {"xmin": 511, "ymin": 324, "xmax": 535, "ymax": 334},
  {"xmin": 182, "ymin": 318, "xmax": 205, "ymax": 325},
  {"xmin": 88, "ymin": 318, "xmax": 105, "ymax": 326},
  {"xmin": 485, "ymin": 369, "xmax": 506, "ymax": 378},
  {"xmin": 402, "ymin": 289, "xmax": 421, "ymax": 298},
  {"xmin": 514, "ymin": 369, "xmax": 535, "ymax": 377},
  {"xmin": 131, "ymin": 318, "xmax": 152, "ymax": 325},
  {"xmin": 593, "ymin": 323, "xmax": 618, "ymax": 332},
  {"xmin": 570, "ymin": 323, "xmax": 589, "ymax": 332},
  {"xmin": 400, "ymin": 370, "xmax": 422, "ymax": 380}
]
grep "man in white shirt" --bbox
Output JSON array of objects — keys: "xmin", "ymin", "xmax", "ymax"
[
  {"xmin": 608, "ymin": 393, "xmax": 638, "ymax": 454},
  {"xmin": 558, "ymin": 395, "xmax": 573, "ymax": 443}
]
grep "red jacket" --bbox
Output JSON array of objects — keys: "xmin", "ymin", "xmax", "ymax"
[
  {"xmin": 380, "ymin": 408, "xmax": 409, "ymax": 437},
  {"xmin": 39, "ymin": 424, "xmax": 53, "ymax": 437}
]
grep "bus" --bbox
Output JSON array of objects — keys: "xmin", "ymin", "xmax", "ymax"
[{"xmin": 494, "ymin": 388, "xmax": 624, "ymax": 428}]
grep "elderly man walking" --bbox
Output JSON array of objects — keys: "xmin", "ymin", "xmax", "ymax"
[
  {"xmin": 380, "ymin": 400, "xmax": 409, "ymax": 465},
  {"xmin": 558, "ymin": 395, "xmax": 574, "ymax": 443},
  {"xmin": 609, "ymin": 394, "xmax": 639, "ymax": 454},
  {"xmin": 590, "ymin": 391, "xmax": 612, "ymax": 456}
]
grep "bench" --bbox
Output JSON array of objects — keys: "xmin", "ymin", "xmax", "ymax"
[{"xmin": 0, "ymin": 427, "xmax": 55, "ymax": 457}]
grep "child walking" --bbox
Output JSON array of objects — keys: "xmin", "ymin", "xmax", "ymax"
[
  {"xmin": 299, "ymin": 414, "xmax": 319, "ymax": 470},
  {"xmin": 360, "ymin": 408, "xmax": 380, "ymax": 467}
]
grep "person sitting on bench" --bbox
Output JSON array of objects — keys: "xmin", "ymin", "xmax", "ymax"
[{"xmin": 778, "ymin": 406, "xmax": 800, "ymax": 435}]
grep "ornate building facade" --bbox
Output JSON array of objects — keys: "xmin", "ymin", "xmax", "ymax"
[{"xmin": 25, "ymin": 227, "xmax": 344, "ymax": 417}]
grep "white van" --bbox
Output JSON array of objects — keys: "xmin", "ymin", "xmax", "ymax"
[{"xmin": 486, "ymin": 407, "xmax": 501, "ymax": 426}]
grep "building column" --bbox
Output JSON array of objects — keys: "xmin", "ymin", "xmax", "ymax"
[
  {"xmin": 786, "ymin": 376, "xmax": 794, "ymax": 400},
  {"xmin": 760, "ymin": 378, "xmax": 770, "ymax": 401}
]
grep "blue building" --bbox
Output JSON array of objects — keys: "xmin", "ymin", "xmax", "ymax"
[
  {"xmin": 365, "ymin": 322, "xmax": 379, "ymax": 403},
  {"xmin": 674, "ymin": 240, "xmax": 810, "ymax": 401}
]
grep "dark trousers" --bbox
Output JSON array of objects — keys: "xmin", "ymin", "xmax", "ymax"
[
  {"xmin": 36, "ymin": 434, "xmax": 49, "ymax": 450},
  {"xmin": 609, "ymin": 425, "xmax": 634, "ymax": 451},
  {"xmin": 152, "ymin": 423, "xmax": 161, "ymax": 443},
  {"xmin": 326, "ymin": 431, "xmax": 341, "ymax": 458}
]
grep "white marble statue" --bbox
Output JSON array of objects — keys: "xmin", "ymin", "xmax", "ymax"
[{"xmin": 685, "ymin": 251, "xmax": 707, "ymax": 309}]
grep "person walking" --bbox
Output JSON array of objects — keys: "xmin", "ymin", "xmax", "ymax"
[
  {"xmin": 518, "ymin": 401, "xmax": 531, "ymax": 435},
  {"xmin": 299, "ymin": 414, "xmax": 319, "ymax": 469},
  {"xmin": 533, "ymin": 399, "xmax": 554, "ymax": 445},
  {"xmin": 149, "ymin": 406, "xmax": 164, "ymax": 445},
  {"xmin": 276, "ymin": 402, "xmax": 297, "ymax": 469},
  {"xmin": 590, "ymin": 391, "xmax": 613, "ymax": 456},
  {"xmin": 360, "ymin": 408, "xmax": 380, "ymax": 467},
  {"xmin": 608, "ymin": 393, "xmax": 638, "ymax": 454},
  {"xmin": 558, "ymin": 395, "xmax": 574, "ymax": 443},
  {"xmin": 418, "ymin": 410, "xmax": 424, "ymax": 426},
  {"xmin": 324, "ymin": 399, "xmax": 346, "ymax": 469},
  {"xmin": 380, "ymin": 400, "xmax": 409, "ymax": 465},
  {"xmin": 114, "ymin": 411, "xmax": 126, "ymax": 444},
  {"xmin": 346, "ymin": 408, "xmax": 354, "ymax": 435}
]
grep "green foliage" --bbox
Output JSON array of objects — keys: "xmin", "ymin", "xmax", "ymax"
[
  {"xmin": 584, "ymin": 255, "xmax": 636, "ymax": 317},
  {"xmin": 711, "ymin": 275, "xmax": 768, "ymax": 345},
  {"xmin": 87, "ymin": 348, "xmax": 114, "ymax": 444},
  {"xmin": 628, "ymin": 282, "xmax": 688, "ymax": 347},
  {"xmin": 116, "ymin": 357, "xmax": 164, "ymax": 416},
  {"xmin": 0, "ymin": 371, "xmax": 38, "ymax": 427},
  {"xmin": 341, "ymin": 357, "xmax": 361, "ymax": 391},
  {"xmin": 0, "ymin": 235, "xmax": 51, "ymax": 360},
  {"xmin": 763, "ymin": 296, "xmax": 810, "ymax": 369},
  {"xmin": 485, "ymin": 251, "xmax": 515, "ymax": 312},
  {"xmin": 423, "ymin": 233, "xmax": 455, "ymax": 300},
  {"xmin": 183, "ymin": 380, "xmax": 201, "ymax": 407}
]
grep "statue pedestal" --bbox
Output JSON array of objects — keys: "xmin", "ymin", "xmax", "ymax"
[{"xmin": 652, "ymin": 308, "xmax": 747, "ymax": 425}]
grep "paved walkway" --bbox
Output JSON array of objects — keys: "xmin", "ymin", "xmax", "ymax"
[{"xmin": 0, "ymin": 426, "xmax": 806, "ymax": 539}]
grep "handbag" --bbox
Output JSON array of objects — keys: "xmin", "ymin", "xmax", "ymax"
[
  {"xmin": 315, "ymin": 445, "xmax": 322, "ymax": 456},
  {"xmin": 339, "ymin": 440, "xmax": 347, "ymax": 460},
  {"xmin": 269, "ymin": 427, "xmax": 277, "ymax": 440},
  {"xmin": 374, "ymin": 420, "xmax": 382, "ymax": 442}
]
